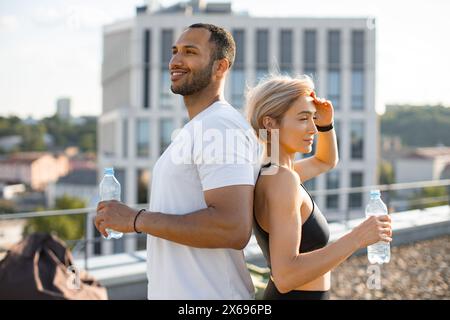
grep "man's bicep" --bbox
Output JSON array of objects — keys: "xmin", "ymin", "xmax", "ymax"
[{"xmin": 204, "ymin": 184, "xmax": 254, "ymax": 216}]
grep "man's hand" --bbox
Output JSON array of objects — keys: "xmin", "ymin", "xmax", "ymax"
[{"xmin": 95, "ymin": 200, "xmax": 138, "ymax": 237}]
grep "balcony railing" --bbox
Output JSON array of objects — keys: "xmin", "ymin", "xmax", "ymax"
[{"xmin": 1, "ymin": 179, "xmax": 449, "ymax": 271}]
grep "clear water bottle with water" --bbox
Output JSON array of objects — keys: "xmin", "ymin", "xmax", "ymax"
[
  {"xmin": 365, "ymin": 189, "xmax": 390, "ymax": 264},
  {"xmin": 99, "ymin": 167, "xmax": 123, "ymax": 240}
]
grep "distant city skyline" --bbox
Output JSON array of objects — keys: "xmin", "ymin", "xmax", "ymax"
[{"xmin": 1, "ymin": 0, "xmax": 449, "ymax": 118}]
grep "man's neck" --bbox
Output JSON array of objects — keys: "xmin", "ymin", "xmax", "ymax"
[{"xmin": 183, "ymin": 85, "xmax": 225, "ymax": 120}]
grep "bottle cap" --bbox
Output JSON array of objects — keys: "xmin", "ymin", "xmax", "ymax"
[
  {"xmin": 104, "ymin": 167, "xmax": 114, "ymax": 175},
  {"xmin": 370, "ymin": 189, "xmax": 380, "ymax": 197}
]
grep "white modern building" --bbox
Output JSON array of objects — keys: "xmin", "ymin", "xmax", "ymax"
[
  {"xmin": 46, "ymin": 169, "xmax": 98, "ymax": 208},
  {"xmin": 98, "ymin": 0, "xmax": 378, "ymax": 253},
  {"xmin": 394, "ymin": 147, "xmax": 450, "ymax": 183},
  {"xmin": 56, "ymin": 97, "xmax": 71, "ymax": 120}
]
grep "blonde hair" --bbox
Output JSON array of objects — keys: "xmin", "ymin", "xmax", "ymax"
[{"xmin": 245, "ymin": 74, "xmax": 315, "ymax": 140}]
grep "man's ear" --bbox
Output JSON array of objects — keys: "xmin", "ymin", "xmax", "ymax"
[{"xmin": 214, "ymin": 58, "xmax": 230, "ymax": 78}]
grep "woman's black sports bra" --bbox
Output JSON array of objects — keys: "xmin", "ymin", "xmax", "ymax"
[{"xmin": 253, "ymin": 164, "xmax": 330, "ymax": 269}]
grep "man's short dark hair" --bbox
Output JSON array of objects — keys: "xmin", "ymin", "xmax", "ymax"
[{"xmin": 188, "ymin": 23, "xmax": 235, "ymax": 69}]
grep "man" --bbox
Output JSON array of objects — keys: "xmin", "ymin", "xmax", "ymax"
[{"xmin": 95, "ymin": 23, "xmax": 261, "ymax": 299}]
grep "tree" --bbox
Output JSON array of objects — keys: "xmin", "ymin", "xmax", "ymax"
[
  {"xmin": 24, "ymin": 195, "xmax": 87, "ymax": 245},
  {"xmin": 79, "ymin": 133, "xmax": 95, "ymax": 152},
  {"xmin": 379, "ymin": 160, "xmax": 395, "ymax": 185},
  {"xmin": 381, "ymin": 105, "xmax": 450, "ymax": 147},
  {"xmin": 408, "ymin": 186, "xmax": 448, "ymax": 210},
  {"xmin": 1, "ymin": 115, "xmax": 97, "ymax": 154},
  {"xmin": 0, "ymin": 200, "xmax": 16, "ymax": 214},
  {"xmin": 0, "ymin": 116, "xmax": 22, "ymax": 136},
  {"xmin": 20, "ymin": 123, "xmax": 46, "ymax": 151}
]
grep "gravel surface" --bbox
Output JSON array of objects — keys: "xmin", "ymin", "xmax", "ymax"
[{"xmin": 330, "ymin": 235, "xmax": 450, "ymax": 299}]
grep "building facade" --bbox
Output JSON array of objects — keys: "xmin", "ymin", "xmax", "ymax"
[
  {"xmin": 98, "ymin": 1, "xmax": 378, "ymax": 253},
  {"xmin": 0, "ymin": 152, "xmax": 70, "ymax": 191},
  {"xmin": 46, "ymin": 168, "xmax": 98, "ymax": 208},
  {"xmin": 56, "ymin": 97, "xmax": 71, "ymax": 120},
  {"xmin": 394, "ymin": 147, "xmax": 450, "ymax": 183}
]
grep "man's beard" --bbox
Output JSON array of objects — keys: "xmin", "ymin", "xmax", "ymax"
[{"xmin": 170, "ymin": 59, "xmax": 214, "ymax": 96}]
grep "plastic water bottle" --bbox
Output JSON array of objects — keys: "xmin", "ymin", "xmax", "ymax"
[
  {"xmin": 99, "ymin": 167, "xmax": 123, "ymax": 240},
  {"xmin": 365, "ymin": 189, "xmax": 390, "ymax": 264}
]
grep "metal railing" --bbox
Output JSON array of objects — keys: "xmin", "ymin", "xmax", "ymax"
[
  {"xmin": 1, "ymin": 179, "xmax": 449, "ymax": 271},
  {"xmin": 0, "ymin": 203, "xmax": 148, "ymax": 271}
]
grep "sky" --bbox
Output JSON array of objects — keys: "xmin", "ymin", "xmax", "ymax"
[{"xmin": 1, "ymin": 0, "xmax": 449, "ymax": 118}]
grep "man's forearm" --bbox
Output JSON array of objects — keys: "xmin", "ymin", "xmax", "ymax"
[{"xmin": 135, "ymin": 207, "xmax": 250, "ymax": 249}]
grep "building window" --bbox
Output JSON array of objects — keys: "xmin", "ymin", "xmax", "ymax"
[
  {"xmin": 327, "ymin": 70, "xmax": 341, "ymax": 109},
  {"xmin": 137, "ymin": 169, "xmax": 150, "ymax": 204},
  {"xmin": 160, "ymin": 118, "xmax": 174, "ymax": 154},
  {"xmin": 352, "ymin": 30, "xmax": 365, "ymax": 110},
  {"xmin": 136, "ymin": 233, "xmax": 147, "ymax": 251},
  {"xmin": 233, "ymin": 30, "xmax": 245, "ymax": 68},
  {"xmin": 303, "ymin": 178, "xmax": 316, "ymax": 192},
  {"xmin": 327, "ymin": 30, "xmax": 341, "ymax": 67},
  {"xmin": 160, "ymin": 71, "xmax": 173, "ymax": 109},
  {"xmin": 100, "ymin": 122, "xmax": 116, "ymax": 157},
  {"xmin": 280, "ymin": 29, "xmax": 293, "ymax": 75},
  {"xmin": 93, "ymin": 227, "xmax": 102, "ymax": 255},
  {"xmin": 303, "ymin": 30, "xmax": 317, "ymax": 79},
  {"xmin": 327, "ymin": 30, "xmax": 341, "ymax": 109},
  {"xmin": 160, "ymin": 29, "xmax": 173, "ymax": 109},
  {"xmin": 114, "ymin": 168, "xmax": 126, "ymax": 203},
  {"xmin": 143, "ymin": 29, "xmax": 151, "ymax": 109},
  {"xmin": 352, "ymin": 30, "xmax": 365, "ymax": 67},
  {"xmin": 351, "ymin": 70, "xmax": 364, "ymax": 110},
  {"xmin": 256, "ymin": 29, "xmax": 269, "ymax": 83},
  {"xmin": 334, "ymin": 120, "xmax": 341, "ymax": 155},
  {"xmin": 231, "ymin": 70, "xmax": 245, "ymax": 109},
  {"xmin": 349, "ymin": 172, "xmax": 363, "ymax": 208},
  {"xmin": 326, "ymin": 171, "xmax": 340, "ymax": 209},
  {"xmin": 231, "ymin": 30, "xmax": 245, "ymax": 108},
  {"xmin": 122, "ymin": 119, "xmax": 128, "ymax": 158},
  {"xmin": 113, "ymin": 237, "xmax": 125, "ymax": 253},
  {"xmin": 350, "ymin": 120, "xmax": 364, "ymax": 159},
  {"xmin": 161, "ymin": 29, "xmax": 172, "ymax": 65},
  {"xmin": 136, "ymin": 119, "xmax": 150, "ymax": 158}
]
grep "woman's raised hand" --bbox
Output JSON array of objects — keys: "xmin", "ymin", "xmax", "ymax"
[{"xmin": 310, "ymin": 91, "xmax": 334, "ymax": 127}]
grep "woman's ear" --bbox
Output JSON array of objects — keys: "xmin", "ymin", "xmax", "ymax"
[{"xmin": 262, "ymin": 116, "xmax": 277, "ymax": 132}]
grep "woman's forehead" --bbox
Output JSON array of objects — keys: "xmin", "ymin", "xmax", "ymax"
[{"xmin": 289, "ymin": 95, "xmax": 316, "ymax": 114}]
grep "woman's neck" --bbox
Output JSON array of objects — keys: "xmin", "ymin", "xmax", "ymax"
[{"xmin": 264, "ymin": 144, "xmax": 296, "ymax": 170}]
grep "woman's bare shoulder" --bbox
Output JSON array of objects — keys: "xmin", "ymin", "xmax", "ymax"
[{"xmin": 257, "ymin": 165, "xmax": 301, "ymax": 199}]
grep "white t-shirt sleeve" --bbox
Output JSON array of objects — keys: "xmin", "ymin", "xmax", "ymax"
[{"xmin": 193, "ymin": 113, "xmax": 257, "ymax": 191}]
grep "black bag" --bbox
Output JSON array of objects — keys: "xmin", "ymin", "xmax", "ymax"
[{"xmin": 0, "ymin": 232, "xmax": 108, "ymax": 300}]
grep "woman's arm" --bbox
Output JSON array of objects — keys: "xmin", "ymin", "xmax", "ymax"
[
  {"xmin": 266, "ymin": 168, "xmax": 392, "ymax": 293},
  {"xmin": 294, "ymin": 95, "xmax": 338, "ymax": 182},
  {"xmin": 294, "ymin": 128, "xmax": 338, "ymax": 182}
]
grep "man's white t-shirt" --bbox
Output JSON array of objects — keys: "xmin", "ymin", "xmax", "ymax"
[{"xmin": 146, "ymin": 100, "xmax": 261, "ymax": 300}]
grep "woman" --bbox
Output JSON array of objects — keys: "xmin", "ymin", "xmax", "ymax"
[{"xmin": 246, "ymin": 75, "xmax": 393, "ymax": 300}]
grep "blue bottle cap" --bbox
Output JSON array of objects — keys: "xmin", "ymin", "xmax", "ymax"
[
  {"xmin": 370, "ymin": 189, "xmax": 380, "ymax": 197},
  {"xmin": 104, "ymin": 167, "xmax": 114, "ymax": 175}
]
